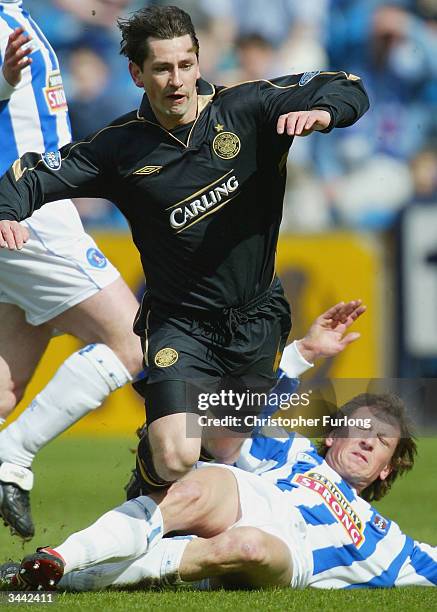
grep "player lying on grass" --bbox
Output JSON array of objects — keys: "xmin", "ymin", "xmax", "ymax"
[{"xmin": 3, "ymin": 377, "xmax": 436, "ymax": 587}]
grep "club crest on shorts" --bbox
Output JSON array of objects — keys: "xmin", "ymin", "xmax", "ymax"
[
  {"xmin": 299, "ymin": 71, "xmax": 320, "ymax": 86},
  {"xmin": 212, "ymin": 131, "xmax": 241, "ymax": 159},
  {"xmin": 86, "ymin": 248, "xmax": 107, "ymax": 268},
  {"xmin": 155, "ymin": 348, "xmax": 178, "ymax": 368},
  {"xmin": 41, "ymin": 150, "xmax": 62, "ymax": 171}
]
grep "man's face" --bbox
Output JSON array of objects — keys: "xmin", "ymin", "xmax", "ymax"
[
  {"xmin": 325, "ymin": 405, "xmax": 400, "ymax": 492},
  {"xmin": 129, "ymin": 34, "xmax": 200, "ymax": 129}
]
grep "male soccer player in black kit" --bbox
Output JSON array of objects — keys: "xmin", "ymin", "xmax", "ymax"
[{"xmin": 0, "ymin": 6, "xmax": 369, "ymax": 492}]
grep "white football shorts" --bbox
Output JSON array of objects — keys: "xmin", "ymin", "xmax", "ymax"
[
  {"xmin": 0, "ymin": 200, "xmax": 120, "ymax": 325},
  {"xmin": 198, "ymin": 463, "xmax": 313, "ymax": 588}
]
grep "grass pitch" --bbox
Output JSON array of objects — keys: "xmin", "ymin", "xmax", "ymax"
[{"xmin": 0, "ymin": 435, "xmax": 436, "ymax": 610}]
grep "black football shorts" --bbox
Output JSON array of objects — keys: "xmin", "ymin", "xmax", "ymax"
[{"xmin": 133, "ymin": 276, "xmax": 291, "ymax": 427}]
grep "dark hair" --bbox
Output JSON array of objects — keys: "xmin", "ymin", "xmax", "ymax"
[
  {"xmin": 118, "ymin": 5, "xmax": 199, "ymax": 67},
  {"xmin": 317, "ymin": 393, "xmax": 417, "ymax": 502}
]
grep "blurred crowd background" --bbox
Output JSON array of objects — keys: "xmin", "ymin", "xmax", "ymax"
[
  {"xmin": 25, "ymin": 0, "xmax": 437, "ymax": 231},
  {"xmin": 20, "ymin": 0, "xmax": 437, "ymax": 382}
]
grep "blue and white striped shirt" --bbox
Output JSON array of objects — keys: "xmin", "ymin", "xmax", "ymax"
[
  {"xmin": 0, "ymin": 1, "xmax": 84, "ymax": 238},
  {"xmin": 0, "ymin": 0, "xmax": 70, "ymax": 175},
  {"xmin": 237, "ymin": 374, "xmax": 437, "ymax": 589}
]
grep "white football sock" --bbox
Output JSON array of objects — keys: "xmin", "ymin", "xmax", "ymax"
[
  {"xmin": 0, "ymin": 344, "xmax": 131, "ymax": 469},
  {"xmin": 59, "ymin": 536, "xmax": 194, "ymax": 592},
  {"xmin": 55, "ymin": 496, "xmax": 163, "ymax": 573}
]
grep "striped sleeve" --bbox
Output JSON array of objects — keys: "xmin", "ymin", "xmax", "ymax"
[
  {"xmin": 0, "ymin": 4, "xmax": 71, "ymax": 176},
  {"xmin": 395, "ymin": 542, "xmax": 437, "ymax": 587},
  {"xmin": 236, "ymin": 431, "xmax": 314, "ymax": 474}
]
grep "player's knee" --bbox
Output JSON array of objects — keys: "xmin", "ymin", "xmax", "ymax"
[
  {"xmin": 0, "ymin": 377, "xmax": 24, "ymax": 417},
  {"xmin": 231, "ymin": 528, "xmax": 269, "ymax": 566},
  {"xmin": 0, "ymin": 393, "xmax": 16, "ymax": 419},
  {"xmin": 153, "ymin": 445, "xmax": 199, "ymax": 481},
  {"xmin": 205, "ymin": 529, "xmax": 268, "ymax": 569},
  {"xmin": 167, "ymin": 478, "xmax": 203, "ymax": 506},
  {"xmin": 163, "ymin": 478, "xmax": 205, "ymax": 522},
  {"xmin": 205, "ymin": 438, "xmax": 244, "ymax": 463}
]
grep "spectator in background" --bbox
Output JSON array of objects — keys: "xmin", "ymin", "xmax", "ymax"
[
  {"xmin": 409, "ymin": 148, "xmax": 437, "ymax": 203},
  {"xmin": 217, "ymin": 34, "xmax": 277, "ymax": 85},
  {"xmin": 68, "ymin": 47, "xmax": 119, "ymax": 139},
  {"xmin": 201, "ymin": 0, "xmax": 328, "ymax": 49},
  {"xmin": 25, "ymin": 0, "xmax": 140, "ymax": 115},
  {"xmin": 25, "ymin": 0, "xmax": 130, "ymax": 53},
  {"xmin": 66, "ymin": 46, "xmax": 131, "ymax": 228},
  {"xmin": 308, "ymin": 2, "xmax": 437, "ymax": 230},
  {"xmin": 22, "ymin": 0, "xmax": 437, "ymax": 234},
  {"xmin": 201, "ymin": 0, "xmax": 328, "ymax": 78}
]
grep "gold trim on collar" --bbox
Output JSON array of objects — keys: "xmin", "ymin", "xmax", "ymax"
[
  {"xmin": 197, "ymin": 88, "xmax": 215, "ymax": 115},
  {"xmin": 136, "ymin": 84, "xmax": 216, "ymax": 149}
]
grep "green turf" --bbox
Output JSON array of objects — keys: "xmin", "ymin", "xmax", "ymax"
[{"xmin": 1, "ymin": 436, "xmax": 436, "ymax": 610}]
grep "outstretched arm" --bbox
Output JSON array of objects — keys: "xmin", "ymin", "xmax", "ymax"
[
  {"xmin": 260, "ymin": 71, "xmax": 369, "ymax": 134},
  {"xmin": 279, "ymin": 299, "xmax": 366, "ymax": 378},
  {"xmin": 296, "ymin": 299, "xmax": 366, "ymax": 363},
  {"xmin": 235, "ymin": 299, "xmax": 367, "ymax": 471}
]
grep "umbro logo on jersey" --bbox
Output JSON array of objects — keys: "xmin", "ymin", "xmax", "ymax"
[{"xmin": 133, "ymin": 165, "xmax": 162, "ymax": 175}]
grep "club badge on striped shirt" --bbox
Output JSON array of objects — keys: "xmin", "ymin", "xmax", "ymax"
[{"xmin": 41, "ymin": 151, "xmax": 62, "ymax": 171}]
